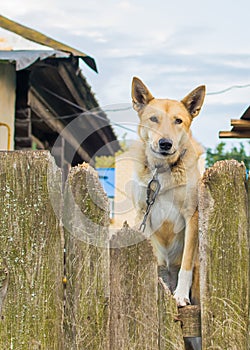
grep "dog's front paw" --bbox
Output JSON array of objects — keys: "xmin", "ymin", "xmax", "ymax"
[
  {"xmin": 174, "ymin": 269, "xmax": 192, "ymax": 307},
  {"xmin": 173, "ymin": 289, "xmax": 191, "ymax": 307}
]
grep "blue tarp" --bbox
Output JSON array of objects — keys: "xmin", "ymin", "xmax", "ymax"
[{"xmin": 96, "ymin": 168, "xmax": 115, "ymax": 198}]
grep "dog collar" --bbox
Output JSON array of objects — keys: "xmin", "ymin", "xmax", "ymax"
[{"xmin": 152, "ymin": 148, "xmax": 187, "ymax": 174}]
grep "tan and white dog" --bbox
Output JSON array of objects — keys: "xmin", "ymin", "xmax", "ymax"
[{"xmin": 131, "ymin": 77, "xmax": 205, "ymax": 307}]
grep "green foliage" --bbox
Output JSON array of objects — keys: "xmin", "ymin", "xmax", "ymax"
[
  {"xmin": 95, "ymin": 134, "xmax": 128, "ymax": 168},
  {"xmin": 206, "ymin": 142, "xmax": 250, "ymax": 168},
  {"xmin": 95, "ymin": 155, "xmax": 116, "ymax": 168}
]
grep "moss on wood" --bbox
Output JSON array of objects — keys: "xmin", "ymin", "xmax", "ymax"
[
  {"xmin": 0, "ymin": 151, "xmax": 63, "ymax": 349},
  {"xmin": 199, "ymin": 160, "xmax": 249, "ymax": 349},
  {"xmin": 63, "ymin": 163, "xmax": 110, "ymax": 349},
  {"xmin": 109, "ymin": 224, "xmax": 185, "ymax": 350}
]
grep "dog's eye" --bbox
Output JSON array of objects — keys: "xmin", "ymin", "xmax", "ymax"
[
  {"xmin": 149, "ymin": 116, "xmax": 158, "ymax": 123},
  {"xmin": 175, "ymin": 118, "xmax": 183, "ymax": 124}
]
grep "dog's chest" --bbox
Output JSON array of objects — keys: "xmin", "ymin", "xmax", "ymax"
[
  {"xmin": 134, "ymin": 166, "xmax": 198, "ymax": 233},
  {"xmin": 138, "ymin": 169, "xmax": 194, "ymax": 232},
  {"xmin": 149, "ymin": 188, "xmax": 185, "ymax": 233}
]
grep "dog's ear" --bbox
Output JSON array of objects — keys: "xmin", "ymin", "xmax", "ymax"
[
  {"xmin": 132, "ymin": 77, "xmax": 154, "ymax": 111},
  {"xmin": 181, "ymin": 85, "xmax": 206, "ymax": 118}
]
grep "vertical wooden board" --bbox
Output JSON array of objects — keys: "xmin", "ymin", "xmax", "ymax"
[
  {"xmin": 109, "ymin": 225, "xmax": 159, "ymax": 350},
  {"xmin": 158, "ymin": 276, "xmax": 185, "ymax": 350},
  {"xmin": 64, "ymin": 235, "xmax": 110, "ymax": 350},
  {"xmin": 63, "ymin": 163, "xmax": 110, "ymax": 350},
  {"xmin": 199, "ymin": 160, "xmax": 249, "ymax": 349},
  {"xmin": 0, "ymin": 151, "xmax": 63, "ymax": 349}
]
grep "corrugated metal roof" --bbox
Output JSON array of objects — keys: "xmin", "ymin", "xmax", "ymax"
[
  {"xmin": 0, "ymin": 15, "xmax": 120, "ymax": 165},
  {"xmin": 0, "ymin": 50, "xmax": 71, "ymax": 70},
  {"xmin": 0, "ymin": 15, "xmax": 97, "ymax": 72}
]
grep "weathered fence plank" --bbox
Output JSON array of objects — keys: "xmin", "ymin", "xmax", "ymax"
[
  {"xmin": 199, "ymin": 160, "xmax": 249, "ymax": 349},
  {"xmin": 0, "ymin": 151, "xmax": 63, "ymax": 349},
  {"xmin": 109, "ymin": 224, "xmax": 159, "ymax": 350},
  {"xmin": 63, "ymin": 163, "xmax": 110, "ymax": 350},
  {"xmin": 3, "ymin": 153, "xmax": 249, "ymax": 349},
  {"xmin": 158, "ymin": 276, "xmax": 186, "ymax": 350},
  {"xmin": 110, "ymin": 224, "xmax": 185, "ymax": 350}
]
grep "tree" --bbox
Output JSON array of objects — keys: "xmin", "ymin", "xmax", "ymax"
[
  {"xmin": 206, "ymin": 142, "xmax": 250, "ymax": 168},
  {"xmin": 95, "ymin": 134, "xmax": 128, "ymax": 168}
]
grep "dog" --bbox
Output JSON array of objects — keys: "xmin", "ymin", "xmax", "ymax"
[{"xmin": 131, "ymin": 77, "xmax": 205, "ymax": 308}]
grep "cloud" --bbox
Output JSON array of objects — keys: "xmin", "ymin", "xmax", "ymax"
[
  {"xmin": 1, "ymin": 0, "xmax": 250, "ymax": 149},
  {"xmin": 84, "ymin": 51, "xmax": 250, "ymax": 102}
]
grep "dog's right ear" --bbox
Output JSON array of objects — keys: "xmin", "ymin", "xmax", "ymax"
[{"xmin": 132, "ymin": 77, "xmax": 154, "ymax": 111}]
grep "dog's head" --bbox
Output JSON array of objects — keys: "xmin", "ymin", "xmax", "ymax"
[{"xmin": 131, "ymin": 77, "xmax": 205, "ymax": 165}]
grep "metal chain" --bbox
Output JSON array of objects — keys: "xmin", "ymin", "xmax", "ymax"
[{"xmin": 139, "ymin": 169, "xmax": 161, "ymax": 232}]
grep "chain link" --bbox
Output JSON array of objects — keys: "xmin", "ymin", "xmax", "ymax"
[{"xmin": 139, "ymin": 169, "xmax": 161, "ymax": 232}]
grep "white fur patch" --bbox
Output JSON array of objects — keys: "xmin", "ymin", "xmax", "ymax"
[{"xmin": 174, "ymin": 269, "xmax": 192, "ymax": 306}]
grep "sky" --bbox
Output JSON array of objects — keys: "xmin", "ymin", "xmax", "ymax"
[{"xmin": 1, "ymin": 0, "xmax": 250, "ymax": 151}]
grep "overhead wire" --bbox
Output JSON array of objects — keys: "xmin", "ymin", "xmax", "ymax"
[
  {"xmin": 39, "ymin": 86, "xmax": 137, "ymax": 133},
  {"xmin": 206, "ymin": 83, "xmax": 250, "ymax": 95},
  {"xmin": 34, "ymin": 83, "xmax": 250, "ymax": 134}
]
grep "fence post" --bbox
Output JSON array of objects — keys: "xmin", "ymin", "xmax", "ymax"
[
  {"xmin": 158, "ymin": 276, "xmax": 186, "ymax": 350},
  {"xmin": 109, "ymin": 223, "xmax": 186, "ymax": 350},
  {"xmin": 63, "ymin": 163, "xmax": 110, "ymax": 350},
  {"xmin": 199, "ymin": 160, "xmax": 249, "ymax": 349},
  {"xmin": 0, "ymin": 151, "xmax": 64, "ymax": 349},
  {"xmin": 109, "ymin": 224, "xmax": 159, "ymax": 350}
]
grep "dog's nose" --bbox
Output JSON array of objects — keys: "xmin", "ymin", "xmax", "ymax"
[{"xmin": 158, "ymin": 138, "xmax": 173, "ymax": 151}]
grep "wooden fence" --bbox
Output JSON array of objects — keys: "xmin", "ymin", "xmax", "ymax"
[{"xmin": 0, "ymin": 151, "xmax": 249, "ymax": 349}]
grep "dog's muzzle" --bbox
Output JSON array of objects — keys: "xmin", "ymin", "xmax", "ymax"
[
  {"xmin": 157, "ymin": 138, "xmax": 176, "ymax": 156},
  {"xmin": 150, "ymin": 138, "xmax": 176, "ymax": 157},
  {"xmin": 158, "ymin": 138, "xmax": 173, "ymax": 152}
]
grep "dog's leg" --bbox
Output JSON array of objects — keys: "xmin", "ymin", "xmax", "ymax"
[
  {"xmin": 158, "ymin": 264, "xmax": 179, "ymax": 294},
  {"xmin": 174, "ymin": 210, "xmax": 199, "ymax": 307},
  {"xmin": 190, "ymin": 259, "xmax": 200, "ymax": 305},
  {"xmin": 184, "ymin": 336, "xmax": 202, "ymax": 350}
]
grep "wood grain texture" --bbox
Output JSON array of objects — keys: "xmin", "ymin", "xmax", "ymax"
[
  {"xmin": 63, "ymin": 163, "xmax": 110, "ymax": 350},
  {"xmin": 158, "ymin": 276, "xmax": 186, "ymax": 350},
  {"xmin": 199, "ymin": 160, "xmax": 249, "ymax": 350},
  {"xmin": 0, "ymin": 151, "xmax": 63, "ymax": 349},
  {"xmin": 110, "ymin": 225, "xmax": 185, "ymax": 350},
  {"xmin": 3, "ymin": 153, "xmax": 246, "ymax": 348}
]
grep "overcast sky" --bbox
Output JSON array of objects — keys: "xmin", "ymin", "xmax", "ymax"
[{"xmin": 1, "ymin": 0, "xmax": 250, "ymax": 151}]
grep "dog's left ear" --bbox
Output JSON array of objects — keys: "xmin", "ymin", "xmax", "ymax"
[{"xmin": 181, "ymin": 85, "xmax": 206, "ymax": 118}]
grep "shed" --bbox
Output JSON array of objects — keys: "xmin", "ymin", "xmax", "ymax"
[
  {"xmin": 0, "ymin": 15, "xmax": 119, "ymax": 168},
  {"xmin": 219, "ymin": 106, "xmax": 250, "ymax": 139}
]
